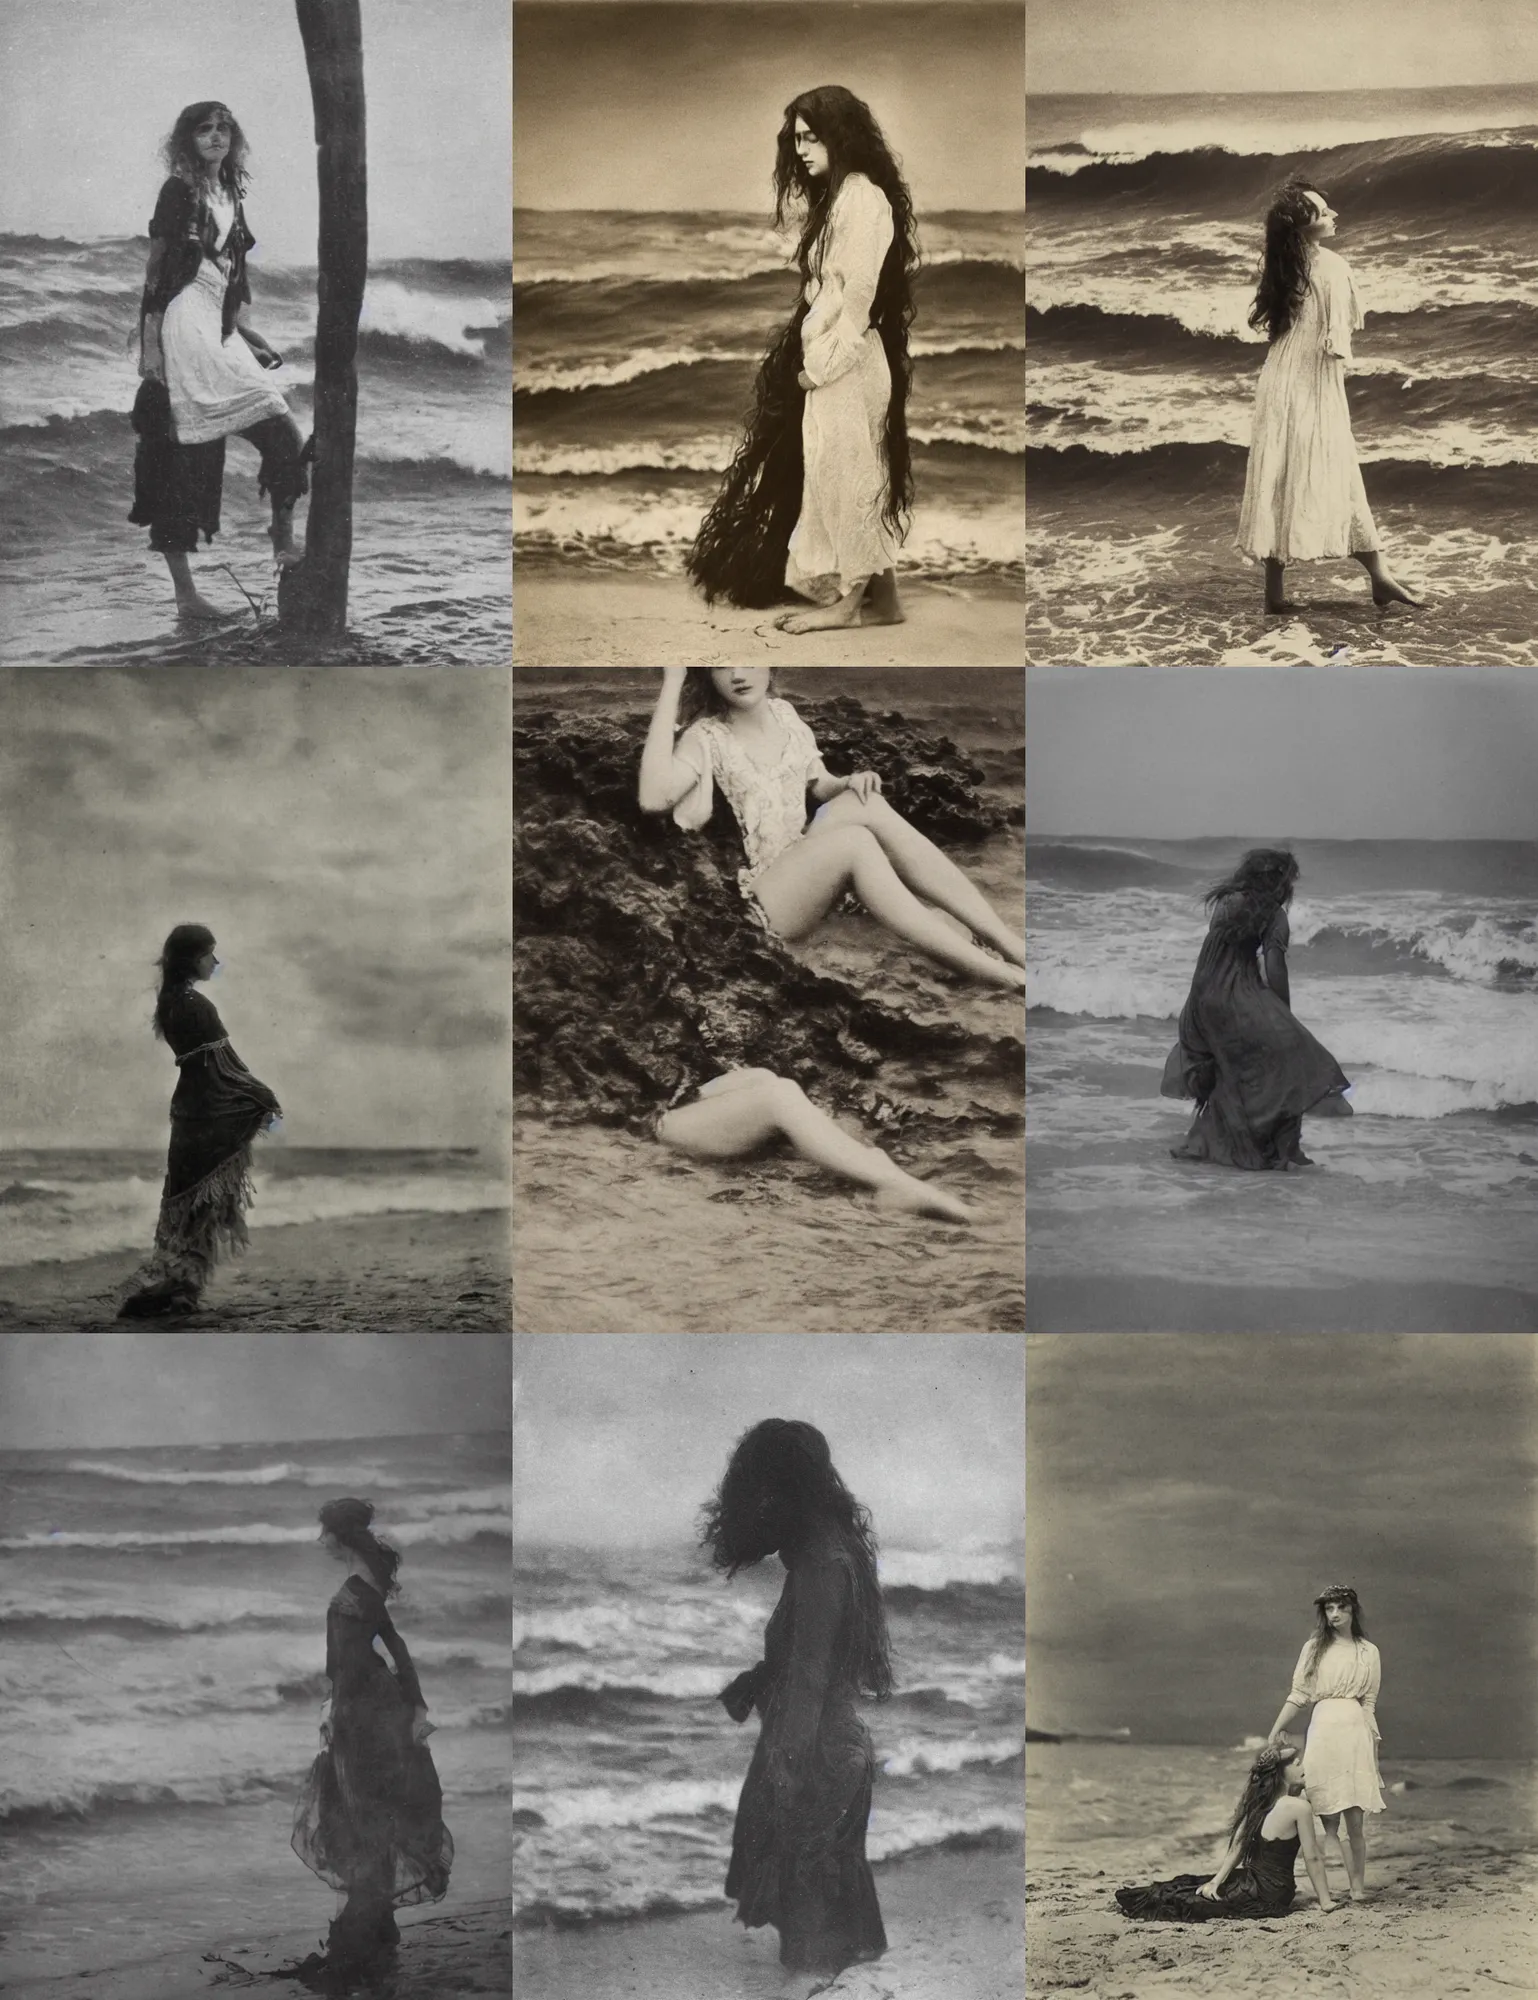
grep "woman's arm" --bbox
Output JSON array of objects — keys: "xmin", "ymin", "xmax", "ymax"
[
  {"xmin": 140, "ymin": 240, "xmax": 168, "ymax": 380},
  {"xmin": 768, "ymin": 1558, "xmax": 845, "ymax": 1827},
  {"xmin": 1261, "ymin": 908, "xmax": 1291, "ymax": 1009},
  {"xmin": 1267, "ymin": 1699, "xmax": 1306, "ymax": 1740},
  {"xmin": 637, "ymin": 668, "xmax": 700, "ymax": 814},
  {"xmin": 719, "ymin": 1660, "xmax": 770, "ymax": 1722},
  {"xmin": 1198, "ymin": 1831, "xmax": 1245, "ymax": 1898},
  {"xmin": 1294, "ymin": 1806, "xmax": 1336, "ymax": 1909},
  {"xmin": 810, "ymin": 769, "xmax": 882, "ymax": 804},
  {"xmin": 1360, "ymin": 1645, "xmax": 1382, "ymax": 1742},
  {"xmin": 376, "ymin": 1606, "xmax": 427, "ymax": 1715},
  {"xmin": 801, "ymin": 178, "xmax": 893, "ymax": 390}
]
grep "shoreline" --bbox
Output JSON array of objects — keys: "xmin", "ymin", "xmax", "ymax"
[
  {"xmin": 514, "ymin": 568, "xmax": 1025, "ymax": 666},
  {"xmin": 0, "ymin": 1207, "xmax": 511, "ymax": 1331},
  {"xmin": 1027, "ymin": 1274, "xmax": 1538, "ymax": 1333}
]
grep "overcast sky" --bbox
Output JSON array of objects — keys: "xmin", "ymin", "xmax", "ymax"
[
  {"xmin": 513, "ymin": 1334, "xmax": 1024, "ymax": 1552},
  {"xmin": 0, "ymin": 0, "xmax": 510, "ymax": 259},
  {"xmin": 0, "ymin": 669, "xmax": 510, "ymax": 1153},
  {"xmin": 1027, "ymin": 0, "xmax": 1538, "ymax": 94},
  {"xmin": 0, "ymin": 1332, "xmax": 512, "ymax": 1448},
  {"xmin": 1026, "ymin": 669, "xmax": 1538, "ymax": 840},
  {"xmin": 1028, "ymin": 1335, "xmax": 1536, "ymax": 1759},
  {"xmin": 515, "ymin": 3, "xmax": 1024, "ymax": 211}
]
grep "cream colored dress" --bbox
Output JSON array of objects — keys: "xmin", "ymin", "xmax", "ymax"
[
  {"xmin": 786, "ymin": 173, "xmax": 901, "ymax": 603},
  {"xmin": 162, "ymin": 188, "xmax": 290, "ymax": 445},
  {"xmin": 1235, "ymin": 244, "xmax": 1380, "ymax": 564},
  {"xmin": 1288, "ymin": 1635, "xmax": 1385, "ymax": 1816},
  {"xmin": 672, "ymin": 699, "xmax": 830, "ymax": 905}
]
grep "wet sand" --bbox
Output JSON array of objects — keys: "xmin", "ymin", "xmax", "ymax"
[
  {"xmin": 514, "ymin": 569, "xmax": 1025, "ymax": 667},
  {"xmin": 0, "ymin": 1208, "xmax": 510, "ymax": 1331}
]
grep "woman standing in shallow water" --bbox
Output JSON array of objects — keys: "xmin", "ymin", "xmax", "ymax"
[
  {"xmin": 1236, "ymin": 180, "xmax": 1420, "ymax": 616},
  {"xmin": 706, "ymin": 1420, "xmax": 891, "ymax": 1995},
  {"xmin": 687, "ymin": 85, "xmax": 917, "ymax": 632}
]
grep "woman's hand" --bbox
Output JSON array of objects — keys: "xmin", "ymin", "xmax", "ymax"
[
  {"xmin": 841, "ymin": 770, "xmax": 883, "ymax": 804},
  {"xmin": 410, "ymin": 1705, "xmax": 432, "ymax": 1745},
  {"xmin": 1197, "ymin": 1880, "xmax": 1222, "ymax": 1901},
  {"xmin": 797, "ymin": 370, "xmax": 814, "ymax": 391}
]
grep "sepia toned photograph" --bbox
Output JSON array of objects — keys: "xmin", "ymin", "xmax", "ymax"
[
  {"xmin": 513, "ymin": 0, "xmax": 1025, "ymax": 667},
  {"xmin": 513, "ymin": 1332, "xmax": 1024, "ymax": 2000},
  {"xmin": 513, "ymin": 666, "xmax": 1025, "ymax": 1333},
  {"xmin": 0, "ymin": 0, "xmax": 511, "ymax": 667},
  {"xmin": 0, "ymin": 666, "xmax": 511, "ymax": 1331},
  {"xmin": 1026, "ymin": 0, "xmax": 1538, "ymax": 666},
  {"xmin": 1025, "ymin": 665, "xmax": 1538, "ymax": 1332},
  {"xmin": 0, "ymin": 1329, "xmax": 513, "ymax": 2000},
  {"xmin": 1026, "ymin": 1333, "xmax": 1536, "ymax": 1997}
]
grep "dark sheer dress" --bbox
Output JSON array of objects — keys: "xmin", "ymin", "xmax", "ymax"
[
  {"xmin": 291, "ymin": 1575, "xmax": 454, "ymax": 1962},
  {"xmin": 1160, "ymin": 898, "xmax": 1350, "ymax": 1170},
  {"xmin": 1117, "ymin": 1830, "xmax": 1300, "ymax": 1922},
  {"xmin": 721, "ymin": 1531, "xmax": 887, "ymax": 1976}
]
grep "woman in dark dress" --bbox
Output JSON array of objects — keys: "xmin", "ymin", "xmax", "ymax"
[
  {"xmin": 1117, "ymin": 1742, "xmax": 1336, "ymax": 1922},
  {"xmin": 1160, "ymin": 848, "xmax": 1352, "ymax": 1170},
  {"xmin": 704, "ymin": 1420, "xmax": 891, "ymax": 1995},
  {"xmin": 291, "ymin": 1498, "xmax": 454, "ymax": 1984},
  {"xmin": 118, "ymin": 924, "xmax": 281, "ymax": 1318}
]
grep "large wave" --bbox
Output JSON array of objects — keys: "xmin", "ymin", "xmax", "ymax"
[{"xmin": 0, "ymin": 1513, "xmax": 510, "ymax": 1552}]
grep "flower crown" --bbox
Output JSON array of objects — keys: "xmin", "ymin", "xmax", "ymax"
[{"xmin": 1314, "ymin": 1584, "xmax": 1358, "ymax": 1606}]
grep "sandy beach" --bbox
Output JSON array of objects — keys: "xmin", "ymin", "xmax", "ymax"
[
  {"xmin": 514, "ymin": 1840, "xmax": 1024, "ymax": 2000},
  {"xmin": 0, "ymin": 1208, "xmax": 510, "ymax": 1331},
  {"xmin": 513, "ymin": 569, "xmax": 1025, "ymax": 667}
]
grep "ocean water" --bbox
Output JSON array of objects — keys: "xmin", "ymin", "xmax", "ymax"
[
  {"xmin": 514, "ymin": 209, "xmax": 1025, "ymax": 591},
  {"xmin": 0, "ymin": 1433, "xmax": 512, "ymax": 1985},
  {"xmin": 1026, "ymin": 839, "xmax": 1538, "ymax": 1285},
  {"xmin": 1026, "ymin": 87, "xmax": 1538, "ymax": 663},
  {"xmin": 0, "ymin": 1146, "xmax": 507, "ymax": 1271},
  {"xmin": 0, "ymin": 236, "xmax": 511, "ymax": 663},
  {"xmin": 513, "ymin": 1542, "xmax": 1025, "ymax": 1927}
]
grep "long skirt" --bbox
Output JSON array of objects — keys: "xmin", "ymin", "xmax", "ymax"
[
  {"xmin": 785, "ymin": 328, "xmax": 899, "ymax": 603},
  {"xmin": 121, "ymin": 1108, "xmax": 267, "ymax": 1306}
]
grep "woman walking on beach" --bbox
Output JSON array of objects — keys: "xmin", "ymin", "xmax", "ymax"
[
  {"xmin": 1160, "ymin": 848, "xmax": 1352, "ymax": 1171},
  {"xmin": 1116, "ymin": 1742, "xmax": 1335, "ymax": 1921},
  {"xmin": 131, "ymin": 101, "xmax": 308, "ymax": 622},
  {"xmin": 118, "ymin": 924, "xmax": 281, "ymax": 1318},
  {"xmin": 1265, "ymin": 1585, "xmax": 1384, "ymax": 1904},
  {"xmin": 1236, "ymin": 180, "xmax": 1421, "ymax": 616},
  {"xmin": 687, "ymin": 85, "xmax": 917, "ymax": 631},
  {"xmin": 291, "ymin": 1498, "xmax": 454, "ymax": 1984},
  {"xmin": 706, "ymin": 1419, "xmax": 891, "ymax": 1995}
]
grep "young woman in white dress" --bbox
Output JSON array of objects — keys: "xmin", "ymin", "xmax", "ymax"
[
  {"xmin": 1236, "ymin": 183, "xmax": 1421, "ymax": 617},
  {"xmin": 686, "ymin": 87, "xmax": 917, "ymax": 632},
  {"xmin": 134, "ymin": 102, "xmax": 308, "ymax": 621},
  {"xmin": 1265, "ymin": 1584, "xmax": 1384, "ymax": 1902}
]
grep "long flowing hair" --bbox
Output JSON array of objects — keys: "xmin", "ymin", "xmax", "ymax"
[
  {"xmin": 676, "ymin": 668, "xmax": 781, "ymax": 729},
  {"xmin": 1248, "ymin": 181, "xmax": 1324, "ymax": 341},
  {"xmin": 1204, "ymin": 847, "xmax": 1299, "ymax": 945},
  {"xmin": 161, "ymin": 101, "xmax": 251, "ymax": 204},
  {"xmin": 152, "ymin": 923, "xmax": 215, "ymax": 1041},
  {"xmin": 700, "ymin": 1418, "xmax": 894, "ymax": 1700},
  {"xmin": 319, "ymin": 1496, "xmax": 403, "ymax": 1598},
  {"xmin": 685, "ymin": 85, "xmax": 918, "ymax": 607},
  {"xmin": 1300, "ymin": 1590, "xmax": 1368, "ymax": 1687},
  {"xmin": 1225, "ymin": 1743, "xmax": 1301, "ymax": 1862}
]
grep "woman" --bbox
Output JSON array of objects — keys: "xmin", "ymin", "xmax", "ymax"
[
  {"xmin": 1265, "ymin": 1585, "xmax": 1384, "ymax": 1904},
  {"xmin": 1159, "ymin": 848, "xmax": 1352, "ymax": 1170},
  {"xmin": 131, "ymin": 102, "xmax": 309, "ymax": 622},
  {"xmin": 705, "ymin": 1420, "xmax": 891, "ymax": 1995},
  {"xmin": 687, "ymin": 86, "xmax": 917, "ymax": 631},
  {"xmin": 1116, "ymin": 1742, "xmax": 1335, "ymax": 1921},
  {"xmin": 291, "ymin": 1498, "xmax": 454, "ymax": 1982},
  {"xmin": 118, "ymin": 924, "xmax": 281, "ymax": 1318},
  {"xmin": 1236, "ymin": 180, "xmax": 1420, "ymax": 616}
]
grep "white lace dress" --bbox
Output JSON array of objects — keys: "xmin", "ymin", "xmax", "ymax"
[
  {"xmin": 1235, "ymin": 244, "xmax": 1381, "ymax": 564},
  {"xmin": 671, "ymin": 698, "xmax": 830, "ymax": 908},
  {"xmin": 1288, "ymin": 1636, "xmax": 1385, "ymax": 1816},
  {"xmin": 786, "ymin": 173, "xmax": 901, "ymax": 603},
  {"xmin": 162, "ymin": 188, "xmax": 290, "ymax": 445}
]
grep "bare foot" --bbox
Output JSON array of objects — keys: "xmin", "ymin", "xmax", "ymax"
[
  {"xmin": 875, "ymin": 1176, "xmax": 973, "ymax": 1223},
  {"xmin": 174, "ymin": 592, "xmax": 229, "ymax": 623},
  {"xmin": 1371, "ymin": 576, "xmax": 1422, "ymax": 608},
  {"xmin": 273, "ymin": 546, "xmax": 305, "ymax": 570},
  {"xmin": 775, "ymin": 602, "xmax": 861, "ymax": 633},
  {"xmin": 1265, "ymin": 598, "xmax": 1303, "ymax": 615},
  {"xmin": 861, "ymin": 571, "xmax": 906, "ymax": 626}
]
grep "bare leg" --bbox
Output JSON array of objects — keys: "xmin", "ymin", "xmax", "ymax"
[
  {"xmin": 861, "ymin": 568, "xmax": 904, "ymax": 626},
  {"xmin": 1318, "ymin": 1813, "xmax": 1349, "ymax": 1896},
  {"xmin": 775, "ymin": 579, "xmax": 867, "ymax": 634},
  {"xmin": 162, "ymin": 551, "xmax": 226, "ymax": 621},
  {"xmin": 270, "ymin": 500, "xmax": 303, "ymax": 568},
  {"xmin": 753, "ymin": 824, "xmax": 1026, "ymax": 989},
  {"xmin": 1264, "ymin": 557, "xmax": 1300, "ymax": 614},
  {"xmin": 658, "ymin": 1069, "xmax": 972, "ymax": 1221},
  {"xmin": 812, "ymin": 791, "xmax": 1024, "ymax": 964},
  {"xmin": 1341, "ymin": 1807, "xmax": 1368, "ymax": 1899},
  {"xmin": 1353, "ymin": 549, "xmax": 1422, "ymax": 608}
]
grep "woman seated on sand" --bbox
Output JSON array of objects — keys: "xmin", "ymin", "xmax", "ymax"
[
  {"xmin": 1117, "ymin": 1741, "xmax": 1336, "ymax": 1922},
  {"xmin": 1160, "ymin": 848, "xmax": 1352, "ymax": 1170},
  {"xmin": 706, "ymin": 1419, "xmax": 891, "ymax": 1995}
]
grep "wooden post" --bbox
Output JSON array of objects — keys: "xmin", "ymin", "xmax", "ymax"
[{"xmin": 280, "ymin": 0, "xmax": 368, "ymax": 634}]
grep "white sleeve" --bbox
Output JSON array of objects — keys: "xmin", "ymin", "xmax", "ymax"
[
  {"xmin": 801, "ymin": 177, "xmax": 893, "ymax": 389},
  {"xmin": 670, "ymin": 721, "xmax": 716, "ymax": 832},
  {"xmin": 1360, "ymin": 1644, "xmax": 1381, "ymax": 1741},
  {"xmin": 1286, "ymin": 1641, "xmax": 1315, "ymax": 1708},
  {"xmin": 779, "ymin": 702, "xmax": 830, "ymax": 785},
  {"xmin": 1320, "ymin": 253, "xmax": 1364, "ymax": 364}
]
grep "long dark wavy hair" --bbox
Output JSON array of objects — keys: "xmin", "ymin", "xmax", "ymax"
[
  {"xmin": 1300, "ymin": 1586, "xmax": 1368, "ymax": 1687},
  {"xmin": 686, "ymin": 85, "xmax": 918, "ymax": 607},
  {"xmin": 319, "ymin": 1496, "xmax": 403, "ymax": 1598},
  {"xmin": 700, "ymin": 1419, "xmax": 894, "ymax": 1700},
  {"xmin": 1248, "ymin": 180, "xmax": 1325, "ymax": 341},
  {"xmin": 152, "ymin": 923, "xmax": 215, "ymax": 1041},
  {"xmin": 1204, "ymin": 848, "xmax": 1299, "ymax": 946},
  {"xmin": 676, "ymin": 668, "xmax": 780, "ymax": 729},
  {"xmin": 1225, "ymin": 1742, "xmax": 1302, "ymax": 1863},
  {"xmin": 162, "ymin": 101, "xmax": 251, "ymax": 202}
]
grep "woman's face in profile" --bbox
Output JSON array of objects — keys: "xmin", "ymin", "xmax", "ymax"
[
  {"xmin": 1303, "ymin": 191, "xmax": 1337, "ymax": 240},
  {"xmin": 194, "ymin": 946, "xmax": 218, "ymax": 981},
  {"xmin": 793, "ymin": 118, "xmax": 829, "ymax": 183}
]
